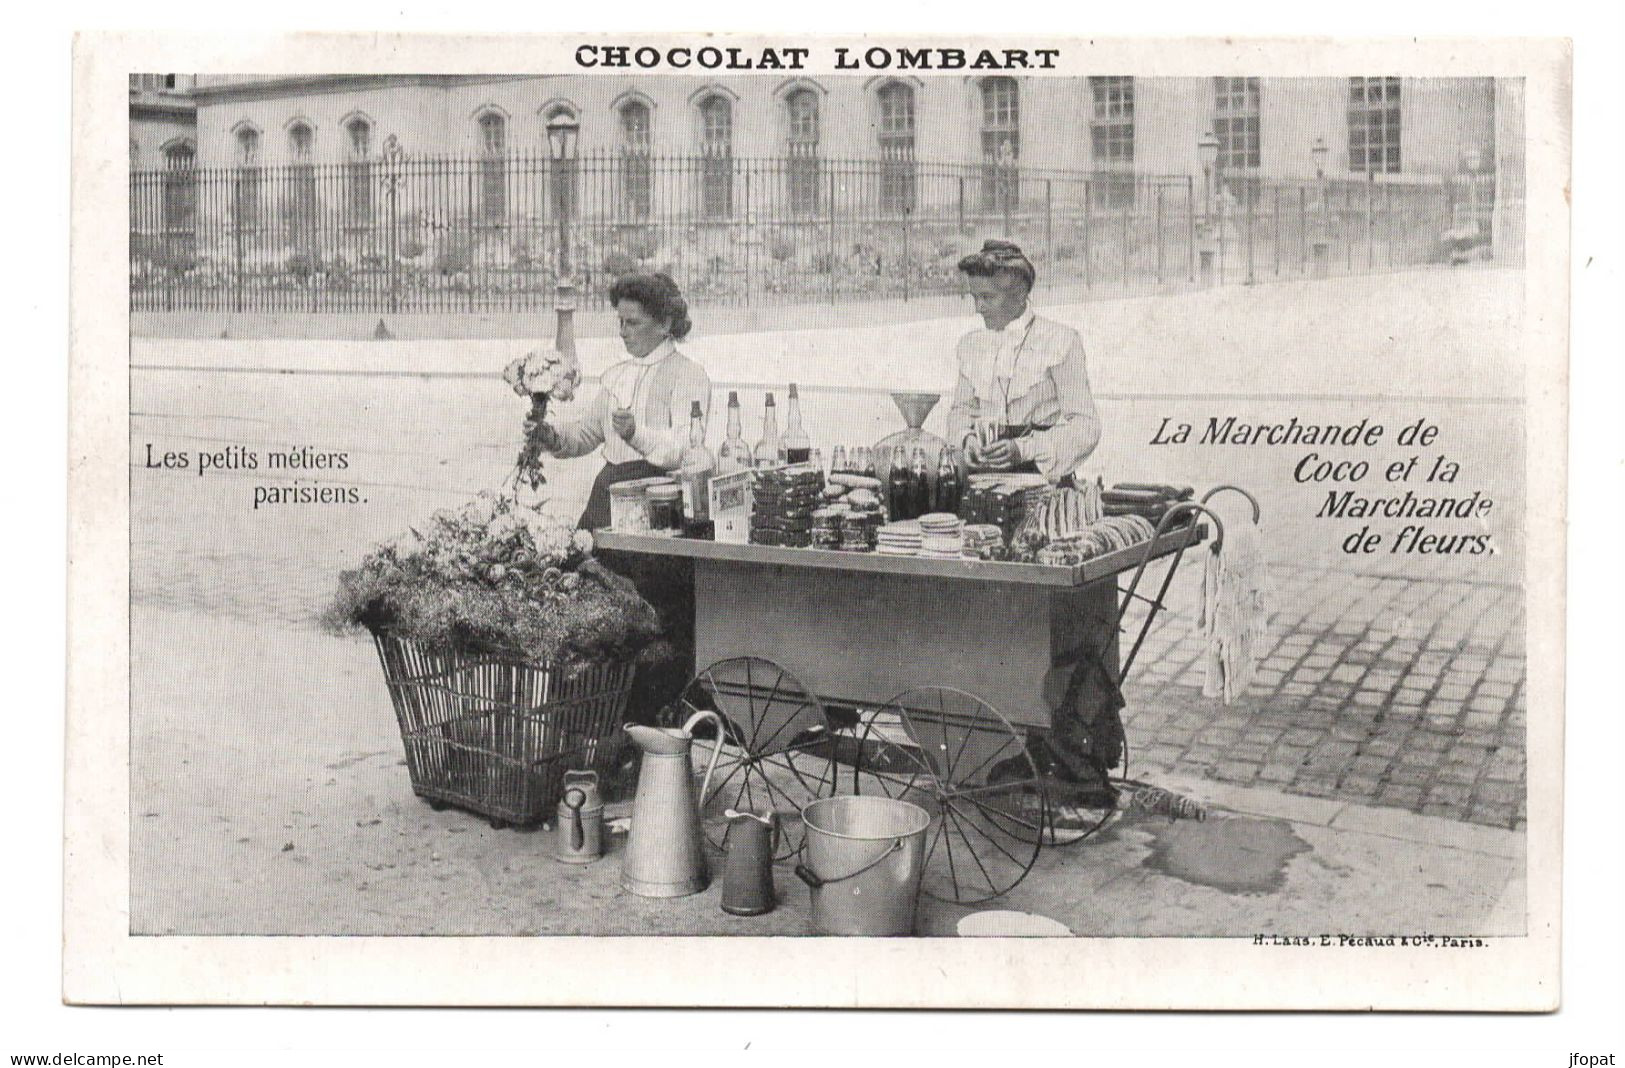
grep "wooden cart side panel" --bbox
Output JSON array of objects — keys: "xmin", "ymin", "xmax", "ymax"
[{"xmin": 694, "ymin": 560, "xmax": 1061, "ymax": 726}]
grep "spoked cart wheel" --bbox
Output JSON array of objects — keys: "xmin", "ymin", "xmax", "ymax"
[
  {"xmin": 852, "ymin": 687, "xmax": 1045, "ymax": 904},
  {"xmin": 676, "ymin": 657, "xmax": 837, "ymax": 861}
]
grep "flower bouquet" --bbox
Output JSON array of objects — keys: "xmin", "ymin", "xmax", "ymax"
[
  {"xmin": 325, "ymin": 491, "xmax": 665, "ymax": 827},
  {"xmin": 503, "ymin": 347, "xmax": 582, "ymax": 491}
]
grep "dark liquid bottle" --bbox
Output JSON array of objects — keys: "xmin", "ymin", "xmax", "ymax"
[
  {"xmin": 909, "ymin": 446, "xmax": 931, "ymax": 518},
  {"xmin": 860, "ymin": 447, "xmax": 877, "ymax": 480},
  {"xmin": 783, "ymin": 383, "xmax": 812, "ymax": 465},
  {"xmin": 830, "ymin": 445, "xmax": 848, "ymax": 476},
  {"xmin": 887, "ymin": 445, "xmax": 913, "ymax": 521},
  {"xmin": 934, "ymin": 448, "xmax": 962, "ymax": 515}
]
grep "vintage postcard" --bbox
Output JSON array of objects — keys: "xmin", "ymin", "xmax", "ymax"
[{"xmin": 67, "ymin": 32, "xmax": 1569, "ymax": 1008}]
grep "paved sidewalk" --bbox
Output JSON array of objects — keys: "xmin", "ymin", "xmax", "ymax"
[
  {"xmin": 1123, "ymin": 564, "xmax": 1526, "ymax": 831},
  {"xmin": 129, "ymin": 605, "xmax": 1524, "ymax": 939}
]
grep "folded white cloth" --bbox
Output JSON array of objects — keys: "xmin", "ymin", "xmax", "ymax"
[{"xmin": 1199, "ymin": 517, "xmax": 1271, "ymax": 703}]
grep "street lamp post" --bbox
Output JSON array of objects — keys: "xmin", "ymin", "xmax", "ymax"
[
  {"xmin": 379, "ymin": 135, "xmax": 407, "ymax": 313},
  {"xmin": 1196, "ymin": 130, "xmax": 1220, "ymax": 284},
  {"xmin": 545, "ymin": 113, "xmax": 581, "ymax": 286}
]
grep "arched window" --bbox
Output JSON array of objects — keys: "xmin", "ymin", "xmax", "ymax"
[
  {"xmin": 477, "ymin": 111, "xmax": 508, "ymax": 223},
  {"xmin": 619, "ymin": 100, "xmax": 652, "ymax": 219},
  {"xmin": 876, "ymin": 81, "xmax": 917, "ymax": 214},
  {"xmin": 343, "ymin": 117, "xmax": 373, "ymax": 222},
  {"xmin": 785, "ymin": 89, "xmax": 821, "ymax": 215},
  {"xmin": 979, "ymin": 77, "xmax": 1020, "ymax": 212},
  {"xmin": 287, "ymin": 122, "xmax": 318, "ymax": 238},
  {"xmin": 161, "ymin": 142, "xmax": 196, "ymax": 232},
  {"xmin": 288, "ymin": 121, "xmax": 314, "ymax": 161},
  {"xmin": 697, "ymin": 95, "xmax": 733, "ymax": 220},
  {"xmin": 233, "ymin": 126, "xmax": 263, "ymax": 229}
]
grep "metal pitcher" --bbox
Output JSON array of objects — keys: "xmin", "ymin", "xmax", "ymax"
[
  {"xmin": 620, "ymin": 710, "xmax": 726, "ymax": 898},
  {"xmin": 721, "ymin": 809, "xmax": 779, "ymax": 917},
  {"xmin": 553, "ymin": 770, "xmax": 603, "ymax": 864}
]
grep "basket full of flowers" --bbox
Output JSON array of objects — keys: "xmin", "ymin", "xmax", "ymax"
[{"xmin": 325, "ymin": 491, "xmax": 664, "ymax": 829}]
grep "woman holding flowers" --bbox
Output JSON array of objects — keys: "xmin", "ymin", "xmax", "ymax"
[
  {"xmin": 532, "ymin": 272, "xmax": 712, "ymax": 719},
  {"xmin": 533, "ymin": 273, "xmax": 712, "ymax": 530}
]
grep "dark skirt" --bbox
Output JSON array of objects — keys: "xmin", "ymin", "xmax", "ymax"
[{"xmin": 579, "ymin": 460, "xmax": 695, "ymax": 724}]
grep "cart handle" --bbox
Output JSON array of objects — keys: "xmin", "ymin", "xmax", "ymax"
[
  {"xmin": 1111, "ymin": 500, "xmax": 1228, "ymax": 680},
  {"xmin": 1201, "ymin": 484, "xmax": 1261, "ymax": 526}
]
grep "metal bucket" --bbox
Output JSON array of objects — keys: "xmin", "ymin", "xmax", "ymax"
[{"xmin": 794, "ymin": 796, "xmax": 932, "ymax": 937}]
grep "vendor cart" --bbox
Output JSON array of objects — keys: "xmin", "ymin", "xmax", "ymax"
[{"xmin": 597, "ymin": 489, "xmax": 1251, "ymax": 904}]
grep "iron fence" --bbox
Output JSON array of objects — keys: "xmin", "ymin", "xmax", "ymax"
[{"xmin": 130, "ymin": 151, "xmax": 1508, "ymax": 314}]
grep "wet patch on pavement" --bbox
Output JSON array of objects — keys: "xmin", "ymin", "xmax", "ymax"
[{"xmin": 1142, "ymin": 815, "xmax": 1310, "ymax": 895}]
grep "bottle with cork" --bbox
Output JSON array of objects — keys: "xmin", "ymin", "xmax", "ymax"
[
  {"xmin": 678, "ymin": 400, "xmax": 715, "ymax": 539},
  {"xmin": 753, "ymin": 392, "xmax": 784, "ymax": 469}
]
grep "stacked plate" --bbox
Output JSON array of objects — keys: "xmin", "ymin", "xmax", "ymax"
[
  {"xmin": 875, "ymin": 519, "xmax": 923, "ymax": 557},
  {"xmin": 917, "ymin": 513, "xmax": 965, "ymax": 559}
]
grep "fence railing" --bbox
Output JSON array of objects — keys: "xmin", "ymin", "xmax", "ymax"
[{"xmin": 130, "ymin": 151, "xmax": 1511, "ymax": 314}]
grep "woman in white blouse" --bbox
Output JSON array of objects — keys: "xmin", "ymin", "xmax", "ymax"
[
  {"xmin": 537, "ymin": 272, "xmax": 712, "ymax": 531},
  {"xmin": 535, "ymin": 273, "xmax": 711, "ymax": 724},
  {"xmin": 945, "ymin": 240, "xmax": 1102, "ymax": 486},
  {"xmin": 946, "ymin": 241, "xmax": 1120, "ymax": 807}
]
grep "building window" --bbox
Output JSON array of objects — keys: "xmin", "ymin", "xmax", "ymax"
[
  {"xmin": 478, "ymin": 111, "xmax": 508, "ymax": 223},
  {"xmin": 1087, "ymin": 76, "xmax": 1135, "ymax": 208},
  {"xmin": 979, "ymin": 77, "xmax": 1019, "ymax": 213},
  {"xmin": 288, "ymin": 122, "xmax": 313, "ymax": 161},
  {"xmin": 785, "ymin": 89, "xmax": 821, "ymax": 215},
  {"xmin": 876, "ymin": 81, "xmax": 916, "ymax": 215},
  {"xmin": 619, "ymin": 100, "xmax": 652, "ymax": 219},
  {"xmin": 698, "ymin": 95, "xmax": 733, "ymax": 220},
  {"xmin": 286, "ymin": 123, "xmax": 318, "ymax": 237},
  {"xmin": 161, "ymin": 142, "xmax": 195, "ymax": 231},
  {"xmin": 1213, "ymin": 77, "xmax": 1261, "ymax": 205},
  {"xmin": 344, "ymin": 117, "xmax": 373, "ymax": 223},
  {"xmin": 1349, "ymin": 77, "xmax": 1401, "ymax": 174},
  {"xmin": 233, "ymin": 127, "xmax": 262, "ymax": 229}
]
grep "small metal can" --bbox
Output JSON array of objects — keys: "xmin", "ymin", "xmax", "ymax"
[{"xmin": 554, "ymin": 770, "xmax": 604, "ymax": 864}]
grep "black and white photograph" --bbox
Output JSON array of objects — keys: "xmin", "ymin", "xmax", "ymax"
[{"xmin": 63, "ymin": 33, "xmax": 1573, "ymax": 1010}]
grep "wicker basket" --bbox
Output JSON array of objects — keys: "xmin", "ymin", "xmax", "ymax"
[{"xmin": 370, "ymin": 630, "xmax": 636, "ymax": 829}]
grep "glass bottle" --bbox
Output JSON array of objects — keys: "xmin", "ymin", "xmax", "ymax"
[
  {"xmin": 679, "ymin": 400, "xmax": 715, "ymax": 534},
  {"xmin": 811, "ymin": 447, "xmax": 824, "ymax": 474},
  {"xmin": 888, "ymin": 444, "xmax": 913, "ymax": 521},
  {"xmin": 753, "ymin": 392, "xmax": 783, "ymax": 469},
  {"xmin": 909, "ymin": 445, "xmax": 932, "ymax": 518},
  {"xmin": 716, "ymin": 391, "xmax": 750, "ymax": 474},
  {"xmin": 830, "ymin": 445, "xmax": 848, "ymax": 476},
  {"xmin": 934, "ymin": 447, "xmax": 962, "ymax": 515},
  {"xmin": 783, "ymin": 383, "xmax": 812, "ymax": 464},
  {"xmin": 858, "ymin": 445, "xmax": 877, "ymax": 479}
]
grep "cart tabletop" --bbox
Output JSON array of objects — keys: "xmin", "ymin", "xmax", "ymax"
[{"xmin": 595, "ymin": 523, "xmax": 1208, "ymax": 588}]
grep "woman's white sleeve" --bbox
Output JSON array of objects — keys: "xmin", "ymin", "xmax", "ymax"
[{"xmin": 550, "ymin": 391, "xmax": 609, "ymax": 459}]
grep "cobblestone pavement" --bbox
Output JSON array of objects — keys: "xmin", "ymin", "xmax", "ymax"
[{"xmin": 1121, "ymin": 564, "xmax": 1526, "ymax": 831}]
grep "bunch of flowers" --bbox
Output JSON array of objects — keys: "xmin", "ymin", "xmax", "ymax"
[
  {"xmin": 503, "ymin": 347, "xmax": 582, "ymax": 489},
  {"xmin": 324, "ymin": 491, "xmax": 664, "ymax": 668}
]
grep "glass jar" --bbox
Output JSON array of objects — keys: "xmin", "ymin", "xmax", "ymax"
[
  {"xmin": 609, "ymin": 483, "xmax": 649, "ymax": 532},
  {"xmin": 647, "ymin": 485, "xmax": 683, "ymax": 535}
]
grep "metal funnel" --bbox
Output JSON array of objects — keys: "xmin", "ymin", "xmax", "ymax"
[{"xmin": 890, "ymin": 391, "xmax": 941, "ymax": 430}]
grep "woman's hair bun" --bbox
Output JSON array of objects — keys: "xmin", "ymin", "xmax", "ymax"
[{"xmin": 609, "ymin": 271, "xmax": 694, "ymax": 340}]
